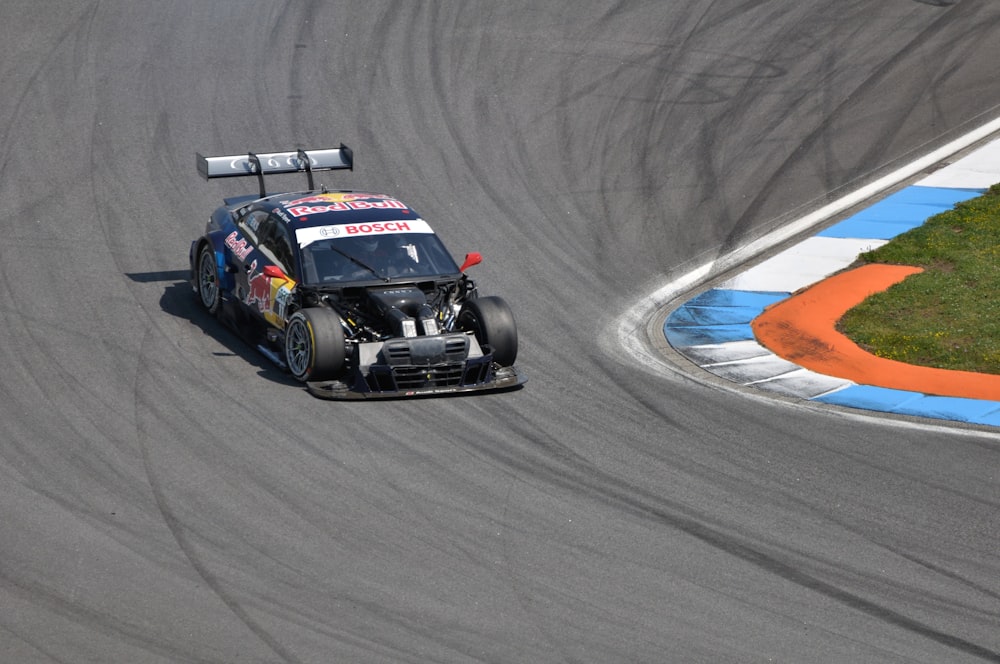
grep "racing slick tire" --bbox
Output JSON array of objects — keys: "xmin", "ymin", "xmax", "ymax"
[
  {"xmin": 458, "ymin": 296, "xmax": 518, "ymax": 367},
  {"xmin": 196, "ymin": 243, "xmax": 222, "ymax": 315},
  {"xmin": 284, "ymin": 308, "xmax": 347, "ymax": 382}
]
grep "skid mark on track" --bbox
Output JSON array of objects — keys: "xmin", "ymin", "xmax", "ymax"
[{"xmin": 133, "ymin": 327, "xmax": 306, "ymax": 664}]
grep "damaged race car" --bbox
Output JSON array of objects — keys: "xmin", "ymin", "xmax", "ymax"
[{"xmin": 189, "ymin": 145, "xmax": 524, "ymax": 399}]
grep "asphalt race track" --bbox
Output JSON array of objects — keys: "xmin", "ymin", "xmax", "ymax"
[{"xmin": 2, "ymin": 3, "xmax": 1000, "ymax": 663}]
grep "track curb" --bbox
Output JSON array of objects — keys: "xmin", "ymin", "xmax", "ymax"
[{"xmin": 663, "ymin": 127, "xmax": 1000, "ymax": 427}]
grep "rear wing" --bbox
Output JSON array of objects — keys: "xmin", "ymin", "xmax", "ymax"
[{"xmin": 196, "ymin": 145, "xmax": 354, "ymax": 197}]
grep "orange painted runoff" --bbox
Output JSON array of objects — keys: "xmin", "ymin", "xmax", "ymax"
[{"xmin": 751, "ymin": 263, "xmax": 1000, "ymax": 401}]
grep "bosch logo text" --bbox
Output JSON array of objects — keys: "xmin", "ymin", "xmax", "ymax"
[{"xmin": 344, "ymin": 221, "xmax": 412, "ymax": 235}]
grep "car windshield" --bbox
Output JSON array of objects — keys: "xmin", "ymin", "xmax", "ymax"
[{"xmin": 298, "ymin": 232, "xmax": 461, "ymax": 284}]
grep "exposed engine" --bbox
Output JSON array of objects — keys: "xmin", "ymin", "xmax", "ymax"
[{"xmin": 365, "ymin": 285, "xmax": 440, "ymax": 337}]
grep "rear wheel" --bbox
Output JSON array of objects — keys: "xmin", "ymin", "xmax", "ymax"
[
  {"xmin": 196, "ymin": 243, "xmax": 222, "ymax": 315},
  {"xmin": 284, "ymin": 308, "xmax": 346, "ymax": 382},
  {"xmin": 459, "ymin": 296, "xmax": 518, "ymax": 367}
]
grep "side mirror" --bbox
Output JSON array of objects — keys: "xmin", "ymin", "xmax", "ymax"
[
  {"xmin": 459, "ymin": 252, "xmax": 482, "ymax": 273},
  {"xmin": 262, "ymin": 264, "xmax": 287, "ymax": 279}
]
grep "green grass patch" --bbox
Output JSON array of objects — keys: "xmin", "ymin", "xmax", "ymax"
[{"xmin": 837, "ymin": 183, "xmax": 1000, "ymax": 375}]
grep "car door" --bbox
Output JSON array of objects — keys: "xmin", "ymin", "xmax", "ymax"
[
  {"xmin": 245, "ymin": 212, "xmax": 297, "ymax": 329},
  {"xmin": 227, "ymin": 209, "xmax": 267, "ymax": 316}
]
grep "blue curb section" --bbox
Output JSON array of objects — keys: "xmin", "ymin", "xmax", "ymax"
[
  {"xmin": 665, "ymin": 177, "xmax": 1000, "ymax": 427},
  {"xmin": 664, "ymin": 290, "xmax": 787, "ymax": 346},
  {"xmin": 816, "ymin": 386, "xmax": 1000, "ymax": 426}
]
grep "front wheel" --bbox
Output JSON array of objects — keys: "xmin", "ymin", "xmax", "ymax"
[
  {"xmin": 458, "ymin": 296, "xmax": 518, "ymax": 367},
  {"xmin": 284, "ymin": 308, "xmax": 347, "ymax": 382}
]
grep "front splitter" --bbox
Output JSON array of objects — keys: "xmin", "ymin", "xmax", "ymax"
[{"xmin": 306, "ymin": 366, "xmax": 526, "ymax": 400}]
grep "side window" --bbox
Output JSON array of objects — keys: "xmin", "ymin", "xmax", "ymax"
[
  {"xmin": 236, "ymin": 210, "xmax": 268, "ymax": 245},
  {"xmin": 270, "ymin": 220, "xmax": 295, "ymax": 275},
  {"xmin": 256, "ymin": 214, "xmax": 295, "ymax": 275}
]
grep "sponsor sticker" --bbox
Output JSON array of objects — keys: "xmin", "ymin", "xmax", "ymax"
[
  {"xmin": 246, "ymin": 272, "xmax": 271, "ymax": 311},
  {"xmin": 296, "ymin": 218, "xmax": 434, "ymax": 248},
  {"xmin": 283, "ymin": 193, "xmax": 411, "ymax": 219},
  {"xmin": 285, "ymin": 192, "xmax": 392, "ymax": 206},
  {"xmin": 224, "ymin": 231, "xmax": 254, "ymax": 260},
  {"xmin": 287, "ymin": 199, "xmax": 408, "ymax": 218}
]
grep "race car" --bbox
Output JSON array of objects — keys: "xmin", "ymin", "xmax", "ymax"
[{"xmin": 189, "ymin": 145, "xmax": 524, "ymax": 399}]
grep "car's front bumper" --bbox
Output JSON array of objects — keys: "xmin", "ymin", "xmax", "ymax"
[{"xmin": 306, "ymin": 364, "xmax": 526, "ymax": 400}]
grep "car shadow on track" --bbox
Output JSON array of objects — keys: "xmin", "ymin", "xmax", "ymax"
[{"xmin": 130, "ymin": 271, "xmax": 299, "ymax": 388}]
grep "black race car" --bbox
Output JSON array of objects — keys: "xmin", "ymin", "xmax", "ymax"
[{"xmin": 189, "ymin": 146, "xmax": 524, "ymax": 398}]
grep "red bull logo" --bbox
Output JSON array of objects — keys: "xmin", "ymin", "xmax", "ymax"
[
  {"xmin": 225, "ymin": 231, "xmax": 254, "ymax": 260},
  {"xmin": 285, "ymin": 192, "xmax": 384, "ymax": 206},
  {"xmin": 246, "ymin": 272, "xmax": 271, "ymax": 312},
  {"xmin": 285, "ymin": 194, "xmax": 409, "ymax": 218},
  {"xmin": 288, "ymin": 202, "xmax": 351, "ymax": 216}
]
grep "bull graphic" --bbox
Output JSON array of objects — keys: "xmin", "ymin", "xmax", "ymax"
[{"xmin": 246, "ymin": 272, "xmax": 271, "ymax": 312}]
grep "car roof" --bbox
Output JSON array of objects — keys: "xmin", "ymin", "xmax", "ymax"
[{"xmin": 256, "ymin": 191, "xmax": 423, "ymax": 230}]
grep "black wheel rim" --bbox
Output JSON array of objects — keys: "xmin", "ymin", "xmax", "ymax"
[{"xmin": 198, "ymin": 247, "xmax": 218, "ymax": 308}]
